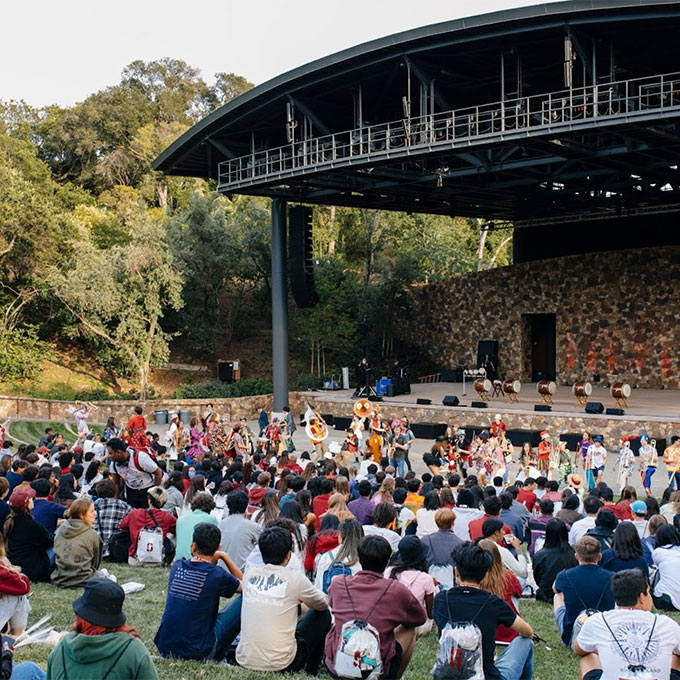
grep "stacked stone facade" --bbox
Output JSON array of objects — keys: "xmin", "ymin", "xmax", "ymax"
[{"xmin": 402, "ymin": 246, "xmax": 680, "ymax": 388}]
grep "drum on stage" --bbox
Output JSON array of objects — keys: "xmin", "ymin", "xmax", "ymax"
[
  {"xmin": 503, "ymin": 380, "xmax": 521, "ymax": 394},
  {"xmin": 572, "ymin": 381, "xmax": 592, "ymax": 398},
  {"xmin": 474, "ymin": 378, "xmax": 492, "ymax": 396},
  {"xmin": 611, "ymin": 383, "xmax": 631, "ymax": 399},
  {"xmin": 537, "ymin": 380, "xmax": 556, "ymax": 396}
]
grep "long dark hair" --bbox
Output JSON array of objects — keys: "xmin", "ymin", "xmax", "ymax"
[
  {"xmin": 655, "ymin": 524, "xmax": 680, "ymax": 548},
  {"xmin": 55, "ymin": 473, "xmax": 77, "ymax": 504},
  {"xmin": 543, "ymin": 519, "xmax": 572, "ymax": 554},
  {"xmin": 611, "ymin": 521, "xmax": 643, "ymax": 561},
  {"xmin": 85, "ymin": 460, "xmax": 100, "ymax": 484}
]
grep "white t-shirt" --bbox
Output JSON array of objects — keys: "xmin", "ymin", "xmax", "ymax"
[
  {"xmin": 569, "ymin": 515, "xmax": 597, "ymax": 545},
  {"xmin": 109, "ymin": 449, "xmax": 158, "ymax": 490},
  {"xmin": 577, "ymin": 609, "xmax": 680, "ymax": 680},
  {"xmin": 589, "ymin": 444, "xmax": 607, "ymax": 468},
  {"xmin": 363, "ymin": 525, "xmax": 401, "ymax": 553},
  {"xmin": 415, "ymin": 508, "xmax": 439, "ymax": 539},
  {"xmin": 450, "ymin": 507, "xmax": 483, "ymax": 543},
  {"xmin": 653, "ymin": 545, "xmax": 680, "ymax": 609}
]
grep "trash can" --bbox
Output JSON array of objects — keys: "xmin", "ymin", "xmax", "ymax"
[
  {"xmin": 154, "ymin": 409, "xmax": 168, "ymax": 425},
  {"xmin": 179, "ymin": 409, "xmax": 191, "ymax": 424}
]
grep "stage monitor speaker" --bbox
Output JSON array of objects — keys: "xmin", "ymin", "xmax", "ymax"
[
  {"xmin": 442, "ymin": 395, "xmax": 460, "ymax": 407},
  {"xmin": 288, "ymin": 205, "xmax": 319, "ymax": 308},
  {"xmin": 585, "ymin": 402, "xmax": 604, "ymax": 414},
  {"xmin": 386, "ymin": 384, "xmax": 394, "ymax": 397},
  {"xmin": 217, "ymin": 360, "xmax": 233, "ymax": 383},
  {"xmin": 416, "ymin": 398, "xmax": 432, "ymax": 405},
  {"xmin": 534, "ymin": 404, "xmax": 552, "ymax": 412},
  {"xmin": 477, "ymin": 340, "xmax": 499, "ymax": 370},
  {"xmin": 471, "ymin": 401, "xmax": 488, "ymax": 409},
  {"xmin": 605, "ymin": 407, "xmax": 625, "ymax": 416},
  {"xmin": 333, "ymin": 416, "xmax": 352, "ymax": 431}
]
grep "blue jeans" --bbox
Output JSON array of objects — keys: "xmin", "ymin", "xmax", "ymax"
[
  {"xmin": 209, "ymin": 595, "xmax": 242, "ymax": 661},
  {"xmin": 669, "ymin": 472, "xmax": 680, "ymax": 490},
  {"xmin": 494, "ymin": 635, "xmax": 534, "ymax": 680},
  {"xmin": 391, "ymin": 459, "xmax": 405, "ymax": 477},
  {"xmin": 11, "ymin": 663, "xmax": 46, "ymax": 680}
]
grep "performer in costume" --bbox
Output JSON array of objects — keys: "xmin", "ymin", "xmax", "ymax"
[
  {"xmin": 638, "ymin": 434, "xmax": 658, "ymax": 495},
  {"xmin": 663, "ymin": 436, "xmax": 680, "ymax": 490},
  {"xmin": 615, "ymin": 437, "xmax": 636, "ymax": 494},
  {"xmin": 490, "ymin": 414, "xmax": 506, "ymax": 440},
  {"xmin": 304, "ymin": 406, "xmax": 327, "ymax": 462},
  {"xmin": 587, "ymin": 434, "xmax": 608, "ymax": 486},
  {"xmin": 125, "ymin": 405, "xmax": 150, "ymax": 452},
  {"xmin": 537, "ymin": 431, "xmax": 552, "ymax": 473},
  {"xmin": 185, "ymin": 417, "xmax": 205, "ymax": 462},
  {"xmin": 165, "ymin": 413, "xmax": 180, "ymax": 460},
  {"xmin": 68, "ymin": 401, "xmax": 97, "ymax": 441},
  {"xmin": 576, "ymin": 431, "xmax": 592, "ymax": 471}
]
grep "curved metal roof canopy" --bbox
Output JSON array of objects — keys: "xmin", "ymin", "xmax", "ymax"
[{"xmin": 155, "ymin": 0, "xmax": 680, "ymax": 221}]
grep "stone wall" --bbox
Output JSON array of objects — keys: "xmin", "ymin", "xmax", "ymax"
[
  {"xmin": 400, "ymin": 245, "xmax": 680, "ymax": 388},
  {"xmin": 0, "ymin": 393, "xmax": 307, "ymax": 425}
]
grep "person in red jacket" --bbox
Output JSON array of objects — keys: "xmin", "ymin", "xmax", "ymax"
[
  {"xmin": 119, "ymin": 487, "xmax": 176, "ymax": 566},
  {"xmin": 247, "ymin": 472, "xmax": 271, "ymax": 519},
  {"xmin": 0, "ymin": 534, "xmax": 31, "ymax": 635},
  {"xmin": 517, "ymin": 478, "xmax": 538, "ymax": 512},
  {"xmin": 312, "ymin": 478, "xmax": 335, "ymax": 531},
  {"xmin": 304, "ymin": 514, "xmax": 340, "ymax": 573},
  {"xmin": 468, "ymin": 496, "xmax": 512, "ymax": 541}
]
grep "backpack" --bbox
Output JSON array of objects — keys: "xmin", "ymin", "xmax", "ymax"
[
  {"xmin": 334, "ymin": 576, "xmax": 393, "ymax": 680},
  {"xmin": 135, "ymin": 509, "xmax": 165, "ymax": 564},
  {"xmin": 431, "ymin": 590, "xmax": 491, "ymax": 680},
  {"xmin": 95, "ymin": 503, "xmax": 131, "ymax": 564},
  {"xmin": 321, "ymin": 551, "xmax": 352, "ymax": 594},
  {"xmin": 566, "ymin": 572, "xmax": 609, "ymax": 648}
]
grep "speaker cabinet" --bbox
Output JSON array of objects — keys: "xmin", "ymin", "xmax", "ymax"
[
  {"xmin": 442, "ymin": 395, "xmax": 460, "ymax": 407},
  {"xmin": 288, "ymin": 205, "xmax": 318, "ymax": 308},
  {"xmin": 416, "ymin": 398, "xmax": 432, "ymax": 405},
  {"xmin": 471, "ymin": 401, "xmax": 488, "ymax": 409},
  {"xmin": 605, "ymin": 407, "xmax": 625, "ymax": 416},
  {"xmin": 534, "ymin": 404, "xmax": 552, "ymax": 412},
  {"xmin": 585, "ymin": 402, "xmax": 604, "ymax": 414}
]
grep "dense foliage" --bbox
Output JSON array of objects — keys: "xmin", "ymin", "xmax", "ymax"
[{"xmin": 0, "ymin": 58, "xmax": 512, "ymax": 397}]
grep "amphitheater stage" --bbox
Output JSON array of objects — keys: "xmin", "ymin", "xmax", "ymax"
[{"xmin": 304, "ymin": 381, "xmax": 680, "ymax": 446}]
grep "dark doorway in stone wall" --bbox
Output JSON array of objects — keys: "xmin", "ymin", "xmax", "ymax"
[{"xmin": 527, "ymin": 313, "xmax": 556, "ymax": 381}]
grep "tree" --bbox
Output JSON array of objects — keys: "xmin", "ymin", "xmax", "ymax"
[{"xmin": 49, "ymin": 211, "xmax": 183, "ymax": 399}]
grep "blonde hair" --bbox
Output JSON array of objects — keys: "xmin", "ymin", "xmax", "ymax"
[
  {"xmin": 327, "ymin": 493, "xmax": 354, "ymax": 522},
  {"xmin": 575, "ymin": 536, "xmax": 601, "ymax": 563},
  {"xmin": 334, "ymin": 476, "xmax": 350, "ymax": 500},
  {"xmin": 67, "ymin": 497, "xmax": 94, "ymax": 523},
  {"xmin": 478, "ymin": 539, "xmax": 509, "ymax": 598},
  {"xmin": 435, "ymin": 508, "xmax": 456, "ymax": 530},
  {"xmin": 377, "ymin": 477, "xmax": 395, "ymax": 504}
]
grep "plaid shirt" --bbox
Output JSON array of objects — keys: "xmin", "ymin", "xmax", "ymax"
[{"xmin": 94, "ymin": 497, "xmax": 132, "ymax": 556}]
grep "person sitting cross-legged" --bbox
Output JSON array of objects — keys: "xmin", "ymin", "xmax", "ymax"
[
  {"xmin": 154, "ymin": 522, "xmax": 242, "ymax": 662},
  {"xmin": 575, "ymin": 568, "xmax": 680, "ymax": 680},
  {"xmin": 433, "ymin": 542, "xmax": 534, "ymax": 680},
  {"xmin": 325, "ymin": 535, "xmax": 427, "ymax": 680},
  {"xmin": 236, "ymin": 527, "xmax": 331, "ymax": 674}
]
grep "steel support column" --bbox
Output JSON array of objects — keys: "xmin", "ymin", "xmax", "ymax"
[{"xmin": 271, "ymin": 198, "xmax": 289, "ymax": 411}]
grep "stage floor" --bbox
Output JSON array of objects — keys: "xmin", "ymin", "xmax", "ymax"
[{"xmin": 308, "ymin": 381, "xmax": 680, "ymax": 422}]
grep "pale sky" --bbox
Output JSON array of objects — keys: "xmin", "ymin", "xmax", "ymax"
[{"xmin": 2, "ymin": 0, "xmax": 559, "ymax": 108}]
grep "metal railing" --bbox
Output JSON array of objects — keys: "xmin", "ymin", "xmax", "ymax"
[{"xmin": 218, "ymin": 71, "xmax": 680, "ymax": 189}]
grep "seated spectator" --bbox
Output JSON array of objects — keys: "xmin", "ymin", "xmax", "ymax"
[
  {"xmin": 219, "ymin": 491, "xmax": 262, "ymax": 571},
  {"xmin": 326, "ymin": 535, "xmax": 426, "ymax": 679},
  {"xmin": 661, "ymin": 490, "xmax": 680, "ymax": 523},
  {"xmin": 51, "ymin": 497, "xmax": 103, "ymax": 588},
  {"xmin": 433, "ymin": 542, "xmax": 534, "ymax": 680},
  {"xmin": 601, "ymin": 521, "xmax": 649, "ymax": 575},
  {"xmin": 642, "ymin": 514, "xmax": 667, "ymax": 565},
  {"xmin": 279, "ymin": 501, "xmax": 308, "ymax": 560},
  {"xmin": 304, "ymin": 514, "xmax": 340, "ymax": 574},
  {"xmin": 555, "ymin": 493, "xmax": 582, "ymax": 528},
  {"xmin": 481, "ymin": 518, "xmax": 528, "ymax": 580},
  {"xmin": 48, "ymin": 578, "xmax": 159, "ymax": 679},
  {"xmin": 543, "ymin": 480, "xmax": 562, "ymax": 505},
  {"xmin": 4, "ymin": 489, "xmax": 52, "ymax": 583},
  {"xmin": 403, "ymin": 478, "xmax": 425, "ymax": 514},
  {"xmin": 478, "ymin": 539, "xmax": 523, "ymax": 645},
  {"xmin": 575, "ymin": 568, "xmax": 680, "ymax": 680},
  {"xmin": 0, "ymin": 479, "xmax": 9, "ymax": 531},
  {"xmin": 0, "ymin": 534, "xmax": 31, "ymax": 636},
  {"xmin": 319, "ymin": 493, "xmax": 354, "ymax": 525},
  {"xmin": 415, "ymin": 491, "xmax": 440, "ymax": 539},
  {"xmin": 92, "ymin": 480, "xmax": 132, "ymax": 560},
  {"xmin": 553, "ymin": 536, "xmax": 615, "ymax": 645},
  {"xmin": 54, "ymin": 473, "xmax": 77, "ymax": 508},
  {"xmin": 499, "ymin": 492, "xmax": 526, "ymax": 543},
  {"xmin": 155, "ymin": 523, "xmax": 242, "ymax": 661},
  {"xmin": 652, "ymin": 524, "xmax": 680, "ymax": 611},
  {"xmin": 174, "ymin": 492, "xmax": 219, "ymax": 560},
  {"xmin": 569, "ymin": 495, "xmax": 602, "ymax": 545},
  {"xmin": 247, "ymin": 471, "xmax": 271, "ymax": 519},
  {"xmin": 29, "ymin": 478, "xmax": 65, "ymax": 537},
  {"xmin": 6, "ymin": 461, "xmax": 27, "ymax": 494},
  {"xmin": 420, "ymin": 508, "xmax": 463, "ymax": 585},
  {"xmin": 253, "ymin": 491, "xmax": 280, "ymax": 528},
  {"xmin": 312, "ymin": 478, "xmax": 335, "ymax": 531},
  {"xmin": 237, "ymin": 527, "xmax": 330, "ymax": 674},
  {"xmin": 516, "ymin": 477, "xmax": 537, "ymax": 512},
  {"xmin": 532, "ymin": 519, "xmax": 577, "ymax": 603},
  {"xmin": 391, "ymin": 488, "xmax": 416, "ymax": 534},
  {"xmin": 162, "ymin": 472, "xmax": 185, "ymax": 517},
  {"xmin": 527, "ymin": 498, "xmax": 554, "ymax": 557},
  {"xmin": 347, "ymin": 480, "xmax": 374, "ymax": 525},
  {"xmin": 613, "ymin": 485, "xmax": 636, "ymax": 521},
  {"xmin": 449, "ymin": 488, "xmax": 483, "ymax": 542},
  {"xmin": 314, "ymin": 519, "xmax": 363, "ymax": 592},
  {"xmin": 119, "ymin": 487, "xmax": 176, "ymax": 566},
  {"xmin": 630, "ymin": 499, "xmax": 651, "ymax": 539},
  {"xmin": 363, "ymin": 503, "xmax": 401, "ymax": 553},
  {"xmin": 586, "ymin": 508, "xmax": 618, "ymax": 552},
  {"xmin": 468, "ymin": 496, "xmax": 511, "ymax": 542},
  {"xmin": 385, "ymin": 536, "xmax": 435, "ymax": 635}
]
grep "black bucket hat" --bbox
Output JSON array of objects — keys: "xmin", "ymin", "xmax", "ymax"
[
  {"xmin": 396, "ymin": 535, "xmax": 427, "ymax": 567},
  {"xmin": 73, "ymin": 578, "xmax": 126, "ymax": 628}
]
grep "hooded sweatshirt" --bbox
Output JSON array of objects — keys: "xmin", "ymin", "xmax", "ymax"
[
  {"xmin": 51, "ymin": 519, "xmax": 103, "ymax": 588},
  {"xmin": 46, "ymin": 631, "xmax": 159, "ymax": 680}
]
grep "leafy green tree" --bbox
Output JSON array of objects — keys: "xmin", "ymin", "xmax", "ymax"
[{"xmin": 49, "ymin": 210, "xmax": 183, "ymax": 399}]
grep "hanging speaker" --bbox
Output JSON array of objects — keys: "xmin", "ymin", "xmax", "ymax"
[{"xmin": 288, "ymin": 205, "xmax": 318, "ymax": 308}]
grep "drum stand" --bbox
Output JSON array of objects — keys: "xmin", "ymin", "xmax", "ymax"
[
  {"xmin": 575, "ymin": 396, "xmax": 587, "ymax": 407},
  {"xmin": 491, "ymin": 381, "xmax": 504, "ymax": 398},
  {"xmin": 505, "ymin": 393, "xmax": 518, "ymax": 404},
  {"xmin": 475, "ymin": 389, "xmax": 490, "ymax": 402},
  {"xmin": 541, "ymin": 393, "xmax": 554, "ymax": 405},
  {"xmin": 614, "ymin": 397, "xmax": 628, "ymax": 408}
]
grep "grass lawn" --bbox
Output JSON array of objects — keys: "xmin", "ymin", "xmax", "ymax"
[
  {"xmin": 13, "ymin": 563, "xmax": 586, "ymax": 680},
  {"xmin": 6, "ymin": 421, "xmax": 104, "ymax": 447}
]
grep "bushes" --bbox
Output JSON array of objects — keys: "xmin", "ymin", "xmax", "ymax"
[{"xmin": 173, "ymin": 378, "xmax": 273, "ymax": 399}]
